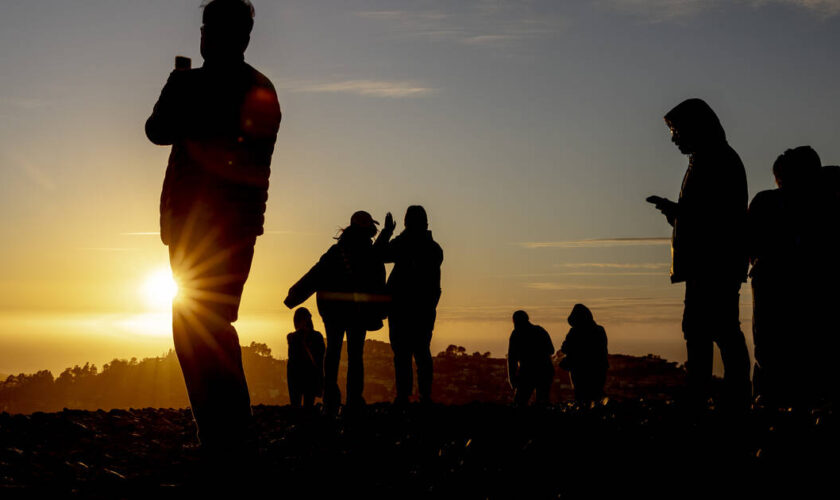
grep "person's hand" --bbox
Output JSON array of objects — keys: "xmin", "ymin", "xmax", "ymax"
[{"xmin": 384, "ymin": 212, "xmax": 396, "ymax": 233}]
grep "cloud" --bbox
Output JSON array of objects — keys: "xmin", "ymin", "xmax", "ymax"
[
  {"xmin": 284, "ymin": 79, "xmax": 436, "ymax": 98},
  {"xmin": 355, "ymin": 4, "xmax": 565, "ymax": 48},
  {"xmin": 556, "ymin": 262, "xmax": 669, "ymax": 269},
  {"xmin": 602, "ymin": 0, "xmax": 840, "ymax": 21},
  {"xmin": 526, "ymin": 282, "xmax": 634, "ymax": 291},
  {"xmin": 518, "ymin": 237, "xmax": 670, "ymax": 249}
]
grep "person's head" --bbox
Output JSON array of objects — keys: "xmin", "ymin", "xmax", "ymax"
[
  {"xmin": 404, "ymin": 205, "xmax": 429, "ymax": 231},
  {"xmin": 200, "ymin": 0, "xmax": 254, "ymax": 63},
  {"xmin": 339, "ymin": 210, "xmax": 379, "ymax": 242},
  {"xmin": 293, "ymin": 307, "xmax": 313, "ymax": 331},
  {"xmin": 568, "ymin": 304, "xmax": 594, "ymax": 328},
  {"xmin": 772, "ymin": 146, "xmax": 821, "ymax": 191},
  {"xmin": 512, "ymin": 310, "xmax": 530, "ymax": 329},
  {"xmin": 664, "ymin": 98, "xmax": 727, "ymax": 155}
]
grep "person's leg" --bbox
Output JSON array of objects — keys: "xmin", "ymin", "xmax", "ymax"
[
  {"xmin": 535, "ymin": 373, "xmax": 551, "ymax": 406},
  {"xmin": 683, "ymin": 280, "xmax": 715, "ymax": 406},
  {"xmin": 414, "ymin": 326, "xmax": 434, "ymax": 402},
  {"xmin": 389, "ymin": 316, "xmax": 412, "ymax": 403},
  {"xmin": 345, "ymin": 326, "xmax": 367, "ymax": 406},
  {"xmin": 514, "ymin": 377, "xmax": 536, "ymax": 406},
  {"xmin": 170, "ymin": 226, "xmax": 255, "ymax": 450},
  {"xmin": 714, "ymin": 281, "xmax": 751, "ymax": 411},
  {"xmin": 322, "ymin": 319, "xmax": 345, "ymax": 411}
]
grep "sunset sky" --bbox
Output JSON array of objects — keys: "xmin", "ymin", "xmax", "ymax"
[{"xmin": 1, "ymin": 0, "xmax": 838, "ymax": 376}]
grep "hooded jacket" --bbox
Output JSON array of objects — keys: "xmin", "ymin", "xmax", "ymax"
[
  {"xmin": 146, "ymin": 60, "xmax": 282, "ymax": 244},
  {"xmin": 560, "ymin": 304, "xmax": 608, "ymax": 373},
  {"xmin": 664, "ymin": 99, "xmax": 748, "ymax": 283}
]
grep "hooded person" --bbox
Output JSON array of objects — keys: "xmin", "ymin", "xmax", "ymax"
[
  {"xmin": 648, "ymin": 98, "xmax": 751, "ymax": 411},
  {"xmin": 559, "ymin": 304, "xmax": 608, "ymax": 403},
  {"xmin": 145, "ymin": 0, "xmax": 281, "ymax": 453},
  {"xmin": 379, "ymin": 206, "xmax": 444, "ymax": 405},
  {"xmin": 507, "ymin": 311, "xmax": 555, "ymax": 406},
  {"xmin": 284, "ymin": 210, "xmax": 391, "ymax": 413}
]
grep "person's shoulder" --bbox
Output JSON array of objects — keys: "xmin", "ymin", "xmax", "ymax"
[
  {"xmin": 245, "ymin": 64, "xmax": 277, "ymax": 91},
  {"xmin": 750, "ymin": 189, "xmax": 781, "ymax": 210},
  {"xmin": 287, "ymin": 331, "xmax": 298, "ymax": 341}
]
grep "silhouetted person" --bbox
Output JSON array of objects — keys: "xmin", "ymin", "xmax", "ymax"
[
  {"xmin": 284, "ymin": 211, "xmax": 390, "ymax": 413},
  {"xmin": 648, "ymin": 98, "xmax": 750, "ymax": 411},
  {"xmin": 507, "ymin": 311, "xmax": 555, "ymax": 406},
  {"xmin": 286, "ymin": 308, "xmax": 325, "ymax": 410},
  {"xmin": 559, "ymin": 304, "xmax": 608, "ymax": 403},
  {"xmin": 379, "ymin": 206, "xmax": 443, "ymax": 405},
  {"xmin": 145, "ymin": 0, "xmax": 281, "ymax": 452},
  {"xmin": 748, "ymin": 146, "xmax": 823, "ymax": 405}
]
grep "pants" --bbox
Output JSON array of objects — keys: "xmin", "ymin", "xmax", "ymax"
[
  {"xmin": 514, "ymin": 372, "xmax": 552, "ymax": 406},
  {"xmin": 169, "ymin": 216, "xmax": 255, "ymax": 450},
  {"xmin": 389, "ymin": 310, "xmax": 435, "ymax": 401},
  {"xmin": 323, "ymin": 318, "xmax": 367, "ymax": 408},
  {"xmin": 570, "ymin": 368, "xmax": 606, "ymax": 403},
  {"xmin": 683, "ymin": 279, "xmax": 751, "ymax": 410}
]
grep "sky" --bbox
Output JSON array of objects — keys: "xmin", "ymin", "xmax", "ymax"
[{"xmin": 1, "ymin": 0, "xmax": 838, "ymax": 376}]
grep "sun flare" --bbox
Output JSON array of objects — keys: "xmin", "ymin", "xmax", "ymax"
[{"xmin": 141, "ymin": 268, "xmax": 179, "ymax": 310}]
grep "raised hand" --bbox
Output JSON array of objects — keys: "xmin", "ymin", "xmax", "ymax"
[{"xmin": 384, "ymin": 212, "xmax": 396, "ymax": 233}]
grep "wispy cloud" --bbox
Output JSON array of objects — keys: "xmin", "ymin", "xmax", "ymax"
[
  {"xmin": 556, "ymin": 262, "xmax": 669, "ymax": 269},
  {"xmin": 603, "ymin": 0, "xmax": 840, "ymax": 21},
  {"xmin": 78, "ymin": 247, "xmax": 139, "ymax": 252},
  {"xmin": 355, "ymin": 4, "xmax": 565, "ymax": 48},
  {"xmin": 283, "ymin": 79, "xmax": 436, "ymax": 98},
  {"xmin": 518, "ymin": 237, "xmax": 670, "ymax": 249},
  {"xmin": 526, "ymin": 282, "xmax": 634, "ymax": 291}
]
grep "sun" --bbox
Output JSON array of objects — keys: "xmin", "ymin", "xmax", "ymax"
[{"xmin": 141, "ymin": 268, "xmax": 179, "ymax": 310}]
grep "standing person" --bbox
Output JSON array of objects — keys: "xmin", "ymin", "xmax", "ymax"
[
  {"xmin": 286, "ymin": 308, "xmax": 325, "ymax": 410},
  {"xmin": 559, "ymin": 304, "xmax": 608, "ymax": 403},
  {"xmin": 145, "ymin": 0, "xmax": 281, "ymax": 453},
  {"xmin": 381, "ymin": 206, "xmax": 443, "ymax": 406},
  {"xmin": 647, "ymin": 98, "xmax": 750, "ymax": 411},
  {"xmin": 748, "ymin": 147, "xmax": 822, "ymax": 405},
  {"xmin": 284, "ymin": 211, "xmax": 391, "ymax": 414},
  {"xmin": 507, "ymin": 311, "xmax": 555, "ymax": 406}
]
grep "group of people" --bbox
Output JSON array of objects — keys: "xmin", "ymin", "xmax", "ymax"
[
  {"xmin": 506, "ymin": 306, "xmax": 609, "ymax": 406},
  {"xmin": 283, "ymin": 207, "xmax": 443, "ymax": 414},
  {"xmin": 649, "ymin": 98, "xmax": 839, "ymax": 410},
  {"xmin": 144, "ymin": 0, "xmax": 836, "ymax": 462}
]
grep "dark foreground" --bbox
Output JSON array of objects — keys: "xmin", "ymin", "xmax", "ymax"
[{"xmin": 0, "ymin": 401, "xmax": 836, "ymax": 499}]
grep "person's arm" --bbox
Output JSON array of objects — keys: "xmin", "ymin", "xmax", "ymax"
[
  {"xmin": 507, "ymin": 334, "xmax": 519, "ymax": 389},
  {"xmin": 145, "ymin": 71, "xmax": 189, "ymax": 146},
  {"xmin": 374, "ymin": 213, "xmax": 396, "ymax": 262}
]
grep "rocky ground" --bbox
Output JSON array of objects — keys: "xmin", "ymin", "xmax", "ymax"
[{"xmin": 0, "ymin": 401, "xmax": 836, "ymax": 499}]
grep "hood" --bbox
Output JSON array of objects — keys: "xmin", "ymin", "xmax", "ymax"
[
  {"xmin": 664, "ymin": 98, "xmax": 727, "ymax": 148},
  {"xmin": 568, "ymin": 303, "xmax": 595, "ymax": 328}
]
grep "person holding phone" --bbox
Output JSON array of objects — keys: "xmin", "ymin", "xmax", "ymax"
[
  {"xmin": 648, "ymin": 98, "xmax": 750, "ymax": 412},
  {"xmin": 145, "ymin": 0, "xmax": 281, "ymax": 456}
]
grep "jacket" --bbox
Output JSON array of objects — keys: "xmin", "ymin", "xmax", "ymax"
[{"xmin": 146, "ymin": 60, "xmax": 282, "ymax": 244}]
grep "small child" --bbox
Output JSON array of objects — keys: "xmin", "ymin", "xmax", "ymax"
[{"xmin": 287, "ymin": 308, "xmax": 326, "ymax": 409}]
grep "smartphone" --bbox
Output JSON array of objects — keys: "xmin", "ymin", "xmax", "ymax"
[
  {"xmin": 175, "ymin": 56, "xmax": 192, "ymax": 71},
  {"xmin": 646, "ymin": 195, "xmax": 665, "ymax": 205}
]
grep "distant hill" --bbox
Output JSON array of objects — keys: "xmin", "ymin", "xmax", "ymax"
[{"xmin": 0, "ymin": 340, "xmax": 685, "ymax": 414}]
